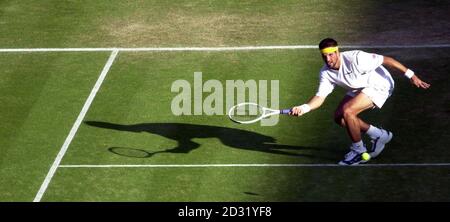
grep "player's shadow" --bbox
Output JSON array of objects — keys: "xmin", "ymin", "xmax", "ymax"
[{"xmin": 84, "ymin": 121, "xmax": 336, "ymax": 160}]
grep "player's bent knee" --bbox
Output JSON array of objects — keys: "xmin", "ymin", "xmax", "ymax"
[{"xmin": 342, "ymin": 108, "xmax": 356, "ymax": 119}]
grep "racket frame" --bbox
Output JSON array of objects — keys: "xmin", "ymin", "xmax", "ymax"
[{"xmin": 228, "ymin": 102, "xmax": 290, "ymax": 124}]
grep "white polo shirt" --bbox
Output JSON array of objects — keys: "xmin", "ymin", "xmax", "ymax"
[{"xmin": 316, "ymin": 50, "xmax": 392, "ymax": 98}]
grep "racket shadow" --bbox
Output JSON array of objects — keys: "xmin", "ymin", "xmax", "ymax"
[{"xmin": 84, "ymin": 121, "xmax": 337, "ymax": 160}]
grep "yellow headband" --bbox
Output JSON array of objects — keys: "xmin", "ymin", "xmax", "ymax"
[{"xmin": 320, "ymin": 46, "xmax": 338, "ymax": 54}]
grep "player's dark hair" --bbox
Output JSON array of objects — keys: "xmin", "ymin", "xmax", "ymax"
[{"xmin": 319, "ymin": 38, "xmax": 338, "ymax": 49}]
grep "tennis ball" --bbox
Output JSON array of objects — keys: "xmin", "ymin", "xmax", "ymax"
[{"xmin": 362, "ymin": 152, "xmax": 371, "ymax": 161}]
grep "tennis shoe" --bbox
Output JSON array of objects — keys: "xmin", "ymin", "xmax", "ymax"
[
  {"xmin": 338, "ymin": 149, "xmax": 365, "ymax": 166},
  {"xmin": 368, "ymin": 129, "xmax": 393, "ymax": 158}
]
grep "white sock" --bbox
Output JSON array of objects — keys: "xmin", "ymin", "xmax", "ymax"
[
  {"xmin": 352, "ymin": 140, "xmax": 366, "ymax": 153},
  {"xmin": 366, "ymin": 125, "xmax": 382, "ymax": 139}
]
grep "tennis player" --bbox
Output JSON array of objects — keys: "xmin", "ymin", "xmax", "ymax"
[{"xmin": 290, "ymin": 38, "xmax": 430, "ymax": 165}]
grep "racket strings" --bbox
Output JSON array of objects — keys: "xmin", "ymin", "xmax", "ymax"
[{"xmin": 229, "ymin": 104, "xmax": 264, "ymax": 122}]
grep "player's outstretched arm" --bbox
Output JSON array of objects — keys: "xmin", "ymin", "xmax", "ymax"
[
  {"xmin": 290, "ymin": 96, "xmax": 325, "ymax": 116},
  {"xmin": 383, "ymin": 56, "xmax": 431, "ymax": 89}
]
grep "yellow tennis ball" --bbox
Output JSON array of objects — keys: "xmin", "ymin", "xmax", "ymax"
[{"xmin": 362, "ymin": 152, "xmax": 371, "ymax": 161}]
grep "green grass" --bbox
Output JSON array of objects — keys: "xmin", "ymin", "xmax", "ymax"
[
  {"xmin": 0, "ymin": 52, "xmax": 110, "ymax": 201},
  {"xmin": 1, "ymin": 0, "xmax": 449, "ymax": 47},
  {"xmin": 44, "ymin": 167, "xmax": 450, "ymax": 201},
  {"xmin": 0, "ymin": 1, "xmax": 449, "ymax": 202}
]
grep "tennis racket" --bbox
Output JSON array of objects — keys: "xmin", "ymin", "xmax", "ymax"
[{"xmin": 228, "ymin": 102, "xmax": 291, "ymax": 124}]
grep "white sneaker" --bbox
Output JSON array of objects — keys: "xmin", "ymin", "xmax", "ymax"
[
  {"xmin": 368, "ymin": 129, "xmax": 393, "ymax": 158},
  {"xmin": 338, "ymin": 149, "xmax": 365, "ymax": 166}
]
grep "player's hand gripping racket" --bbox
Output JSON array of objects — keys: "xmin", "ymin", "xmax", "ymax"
[{"xmin": 228, "ymin": 102, "xmax": 291, "ymax": 124}]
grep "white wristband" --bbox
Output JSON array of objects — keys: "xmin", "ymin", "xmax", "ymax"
[
  {"xmin": 299, "ymin": 104, "xmax": 311, "ymax": 114},
  {"xmin": 405, "ymin": 69, "xmax": 415, "ymax": 79}
]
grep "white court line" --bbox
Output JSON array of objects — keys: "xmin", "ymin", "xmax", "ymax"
[
  {"xmin": 33, "ymin": 49, "xmax": 119, "ymax": 202},
  {"xmin": 1, "ymin": 44, "xmax": 450, "ymax": 52},
  {"xmin": 59, "ymin": 163, "xmax": 450, "ymax": 168}
]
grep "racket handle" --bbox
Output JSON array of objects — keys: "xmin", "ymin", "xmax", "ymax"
[{"xmin": 280, "ymin": 109, "xmax": 291, "ymax": 114}]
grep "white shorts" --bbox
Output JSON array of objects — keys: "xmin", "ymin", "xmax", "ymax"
[{"xmin": 346, "ymin": 66, "xmax": 395, "ymax": 108}]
